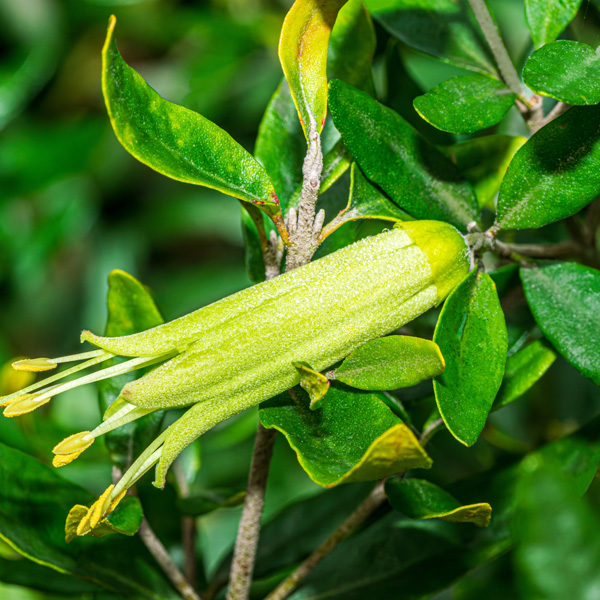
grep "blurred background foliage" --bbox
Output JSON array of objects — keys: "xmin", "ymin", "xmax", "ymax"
[{"xmin": 1, "ymin": 0, "xmax": 600, "ymax": 598}]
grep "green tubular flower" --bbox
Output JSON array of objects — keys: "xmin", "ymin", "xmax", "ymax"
[{"xmin": 1, "ymin": 220, "xmax": 469, "ymax": 534}]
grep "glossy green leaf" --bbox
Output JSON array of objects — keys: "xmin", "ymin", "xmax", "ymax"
[
  {"xmin": 332, "ymin": 335, "xmax": 444, "ymax": 390},
  {"xmin": 386, "ymin": 478, "xmax": 491, "ymax": 527},
  {"xmin": 329, "ymin": 79, "xmax": 479, "ymax": 230},
  {"xmin": 260, "ymin": 384, "xmax": 432, "ymax": 487},
  {"xmin": 414, "ymin": 75, "xmax": 515, "ymax": 135},
  {"xmin": 515, "ymin": 454, "xmax": 600, "ymax": 600},
  {"xmin": 102, "ymin": 16, "xmax": 282, "ymax": 221},
  {"xmin": 255, "ymin": 80, "xmax": 306, "ymax": 206},
  {"xmin": 293, "ymin": 361, "xmax": 330, "ymax": 409},
  {"xmin": 0, "ymin": 442, "xmax": 177, "ymax": 599},
  {"xmin": 177, "ymin": 488, "xmax": 245, "ymax": 517},
  {"xmin": 496, "ymin": 105, "xmax": 600, "ymax": 230},
  {"xmin": 433, "ymin": 269, "xmax": 508, "ymax": 446},
  {"xmin": 279, "ymin": 0, "xmax": 349, "ymax": 138},
  {"xmin": 443, "ymin": 135, "xmax": 527, "ymax": 208},
  {"xmin": 494, "ymin": 340, "xmax": 556, "ymax": 410},
  {"xmin": 65, "ymin": 496, "xmax": 143, "ymax": 543},
  {"xmin": 521, "ymin": 263, "xmax": 600, "ymax": 385},
  {"xmin": 98, "ymin": 270, "xmax": 165, "ymax": 472},
  {"xmin": 241, "ymin": 205, "xmax": 267, "ymax": 283},
  {"xmin": 525, "ymin": 0, "xmax": 582, "ymax": 48},
  {"xmin": 365, "ymin": 0, "xmax": 496, "ymax": 74},
  {"xmin": 328, "ymin": 0, "xmax": 377, "ymax": 92},
  {"xmin": 0, "ymin": 555, "xmax": 103, "ymax": 595},
  {"xmin": 322, "ymin": 164, "xmax": 411, "ymax": 238},
  {"xmin": 523, "ymin": 41, "xmax": 600, "ymax": 105},
  {"xmin": 285, "ymin": 416, "xmax": 600, "ymax": 599}
]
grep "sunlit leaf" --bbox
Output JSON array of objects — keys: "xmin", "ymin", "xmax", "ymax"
[
  {"xmin": 102, "ymin": 16, "xmax": 282, "ymax": 222},
  {"xmin": 496, "ymin": 105, "xmax": 600, "ymax": 230},
  {"xmin": 433, "ymin": 269, "xmax": 508, "ymax": 446},
  {"xmin": 293, "ymin": 361, "xmax": 330, "ymax": 409},
  {"xmin": 329, "ymin": 79, "xmax": 479, "ymax": 230},
  {"xmin": 494, "ymin": 340, "xmax": 556, "ymax": 410},
  {"xmin": 386, "ymin": 477, "xmax": 491, "ymax": 527},
  {"xmin": 333, "ymin": 335, "xmax": 444, "ymax": 390},
  {"xmin": 414, "ymin": 75, "xmax": 515, "ymax": 135},
  {"xmin": 260, "ymin": 384, "xmax": 431, "ymax": 487},
  {"xmin": 523, "ymin": 40, "xmax": 600, "ymax": 106},
  {"xmin": 279, "ymin": 0, "xmax": 349, "ymax": 138},
  {"xmin": 521, "ymin": 263, "xmax": 600, "ymax": 385},
  {"xmin": 525, "ymin": 0, "xmax": 582, "ymax": 48}
]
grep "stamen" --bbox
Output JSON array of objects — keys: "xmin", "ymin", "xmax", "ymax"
[
  {"xmin": 15, "ymin": 353, "xmax": 173, "ymax": 411},
  {"xmin": 52, "ymin": 431, "xmax": 94, "ymax": 468},
  {"xmin": 3, "ymin": 393, "xmax": 50, "ymax": 417},
  {"xmin": 12, "ymin": 358, "xmax": 57, "ymax": 372},
  {"xmin": 90, "ymin": 403, "xmax": 154, "ymax": 438},
  {"xmin": 0, "ymin": 352, "xmax": 113, "ymax": 407},
  {"xmin": 112, "ymin": 429, "xmax": 170, "ymax": 499},
  {"xmin": 75, "ymin": 485, "xmax": 128, "ymax": 537}
]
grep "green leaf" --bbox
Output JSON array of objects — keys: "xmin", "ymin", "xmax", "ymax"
[
  {"xmin": 255, "ymin": 80, "xmax": 306, "ymax": 207},
  {"xmin": 0, "ymin": 442, "xmax": 177, "ymax": 599},
  {"xmin": 333, "ymin": 335, "xmax": 445, "ymax": 390},
  {"xmin": 98, "ymin": 269, "xmax": 165, "ymax": 472},
  {"xmin": 241, "ymin": 205, "xmax": 267, "ymax": 283},
  {"xmin": 322, "ymin": 163, "xmax": 411, "ymax": 238},
  {"xmin": 365, "ymin": 0, "xmax": 497, "ymax": 75},
  {"xmin": 525, "ymin": 0, "xmax": 582, "ymax": 48},
  {"xmin": 414, "ymin": 75, "xmax": 515, "ymax": 135},
  {"xmin": 433, "ymin": 269, "xmax": 508, "ymax": 446},
  {"xmin": 523, "ymin": 41, "xmax": 600, "ymax": 106},
  {"xmin": 328, "ymin": 79, "xmax": 479, "ymax": 230},
  {"xmin": 328, "ymin": 0, "xmax": 377, "ymax": 92},
  {"xmin": 385, "ymin": 478, "xmax": 491, "ymax": 527},
  {"xmin": 260, "ymin": 384, "xmax": 432, "ymax": 487},
  {"xmin": 515, "ymin": 451, "xmax": 600, "ymax": 599},
  {"xmin": 442, "ymin": 135, "xmax": 527, "ymax": 209},
  {"xmin": 285, "ymin": 416, "xmax": 600, "ymax": 599},
  {"xmin": 293, "ymin": 362, "xmax": 330, "ymax": 409},
  {"xmin": 65, "ymin": 496, "xmax": 143, "ymax": 543},
  {"xmin": 496, "ymin": 105, "xmax": 600, "ymax": 230},
  {"xmin": 102, "ymin": 16, "xmax": 282, "ymax": 222},
  {"xmin": 279, "ymin": 0, "xmax": 350, "ymax": 138},
  {"xmin": 521, "ymin": 263, "xmax": 600, "ymax": 385},
  {"xmin": 494, "ymin": 340, "xmax": 556, "ymax": 410}
]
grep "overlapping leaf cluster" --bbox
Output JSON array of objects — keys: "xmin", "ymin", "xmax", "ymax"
[{"xmin": 1, "ymin": 0, "xmax": 600, "ymax": 599}]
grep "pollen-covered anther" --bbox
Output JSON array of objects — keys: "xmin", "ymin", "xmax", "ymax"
[
  {"xmin": 52, "ymin": 431, "xmax": 95, "ymax": 468},
  {"xmin": 12, "ymin": 358, "xmax": 57, "ymax": 372},
  {"xmin": 2, "ymin": 393, "xmax": 50, "ymax": 417},
  {"xmin": 76, "ymin": 485, "xmax": 127, "ymax": 537}
]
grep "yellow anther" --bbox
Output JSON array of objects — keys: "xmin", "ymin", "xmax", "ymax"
[
  {"xmin": 12, "ymin": 358, "xmax": 57, "ymax": 372},
  {"xmin": 52, "ymin": 431, "xmax": 94, "ymax": 468},
  {"xmin": 0, "ymin": 394, "xmax": 27, "ymax": 408},
  {"xmin": 53, "ymin": 431, "xmax": 94, "ymax": 455},
  {"xmin": 2, "ymin": 394, "xmax": 50, "ymax": 417}
]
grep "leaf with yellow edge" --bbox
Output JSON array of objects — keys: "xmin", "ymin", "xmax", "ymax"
[
  {"xmin": 102, "ymin": 16, "xmax": 285, "ymax": 231},
  {"xmin": 279, "ymin": 0, "xmax": 350, "ymax": 138},
  {"xmin": 260, "ymin": 384, "xmax": 431, "ymax": 487},
  {"xmin": 65, "ymin": 496, "xmax": 143, "ymax": 543},
  {"xmin": 386, "ymin": 477, "xmax": 492, "ymax": 528},
  {"xmin": 293, "ymin": 361, "xmax": 330, "ymax": 409}
]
